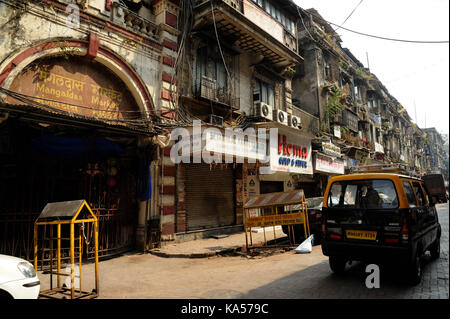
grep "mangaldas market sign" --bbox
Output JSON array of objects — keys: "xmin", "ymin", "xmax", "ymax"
[{"xmin": 6, "ymin": 56, "xmax": 139, "ymax": 120}]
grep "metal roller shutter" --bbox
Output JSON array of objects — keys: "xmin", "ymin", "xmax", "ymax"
[{"xmin": 184, "ymin": 164, "xmax": 235, "ymax": 231}]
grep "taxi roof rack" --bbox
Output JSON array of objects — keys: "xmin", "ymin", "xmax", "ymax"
[{"xmin": 349, "ymin": 164, "xmax": 410, "ymax": 174}]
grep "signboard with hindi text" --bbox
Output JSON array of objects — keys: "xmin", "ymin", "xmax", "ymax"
[{"xmin": 6, "ymin": 56, "xmax": 140, "ymax": 123}]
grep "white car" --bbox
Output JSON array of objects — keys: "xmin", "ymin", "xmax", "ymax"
[{"xmin": 0, "ymin": 254, "xmax": 40, "ymax": 299}]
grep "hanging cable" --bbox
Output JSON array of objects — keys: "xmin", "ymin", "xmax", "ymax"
[
  {"xmin": 299, "ymin": 7, "xmax": 449, "ymax": 44},
  {"xmin": 334, "ymin": 0, "xmax": 364, "ymax": 32},
  {"xmin": 297, "ymin": 5, "xmax": 315, "ymax": 43}
]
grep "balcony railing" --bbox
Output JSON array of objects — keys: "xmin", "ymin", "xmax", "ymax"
[
  {"xmin": 291, "ymin": 106, "xmax": 319, "ymax": 137},
  {"xmin": 197, "ymin": 76, "xmax": 240, "ymax": 109},
  {"xmin": 111, "ymin": 2, "xmax": 158, "ymax": 40},
  {"xmin": 194, "ymin": 0, "xmax": 300, "ymax": 67}
]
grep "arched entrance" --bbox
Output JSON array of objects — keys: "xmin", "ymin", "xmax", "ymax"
[{"xmin": 0, "ymin": 41, "xmax": 155, "ymax": 262}]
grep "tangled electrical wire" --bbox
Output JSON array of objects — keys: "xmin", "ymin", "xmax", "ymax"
[{"xmin": 0, "ymin": 86, "xmax": 160, "ymax": 131}]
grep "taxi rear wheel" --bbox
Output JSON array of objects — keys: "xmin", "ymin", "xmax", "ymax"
[
  {"xmin": 329, "ymin": 256, "xmax": 346, "ymax": 274},
  {"xmin": 407, "ymin": 249, "xmax": 423, "ymax": 285},
  {"xmin": 430, "ymin": 238, "xmax": 440, "ymax": 260}
]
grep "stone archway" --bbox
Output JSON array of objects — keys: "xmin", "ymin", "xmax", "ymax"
[{"xmin": 0, "ymin": 38, "xmax": 155, "ymax": 120}]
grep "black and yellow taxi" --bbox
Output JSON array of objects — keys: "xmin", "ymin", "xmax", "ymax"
[{"xmin": 321, "ymin": 167, "xmax": 441, "ymax": 284}]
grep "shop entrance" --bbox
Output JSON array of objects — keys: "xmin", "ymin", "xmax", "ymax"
[
  {"xmin": 260, "ymin": 181, "xmax": 284, "ymax": 194},
  {"xmin": 0, "ymin": 118, "xmax": 140, "ymax": 262}
]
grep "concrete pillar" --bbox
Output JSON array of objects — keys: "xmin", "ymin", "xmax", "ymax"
[
  {"xmin": 152, "ymin": 0, "xmax": 180, "ymax": 120},
  {"xmin": 160, "ymin": 146, "xmax": 176, "ymax": 241}
]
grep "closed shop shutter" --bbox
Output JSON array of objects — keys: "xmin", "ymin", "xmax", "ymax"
[{"xmin": 184, "ymin": 164, "xmax": 235, "ymax": 231}]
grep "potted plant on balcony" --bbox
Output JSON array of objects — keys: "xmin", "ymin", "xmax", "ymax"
[{"xmin": 283, "ymin": 66, "xmax": 296, "ymax": 77}]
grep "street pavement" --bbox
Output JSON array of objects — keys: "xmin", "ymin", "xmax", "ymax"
[{"xmin": 37, "ymin": 203, "xmax": 449, "ymax": 299}]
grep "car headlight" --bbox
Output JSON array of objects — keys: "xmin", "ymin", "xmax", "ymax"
[{"xmin": 17, "ymin": 262, "xmax": 36, "ymax": 278}]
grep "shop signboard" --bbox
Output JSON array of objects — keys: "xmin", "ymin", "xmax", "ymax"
[
  {"xmin": 334, "ymin": 125, "xmax": 341, "ymax": 138},
  {"xmin": 322, "ymin": 141, "xmax": 341, "ymax": 158},
  {"xmin": 265, "ymin": 129, "xmax": 313, "ymax": 175},
  {"xmin": 204, "ymin": 130, "xmax": 266, "ymax": 161},
  {"xmin": 314, "ymin": 153, "xmax": 345, "ymax": 175},
  {"xmin": 354, "ymin": 149, "xmax": 369, "ymax": 165},
  {"xmin": 375, "ymin": 142, "xmax": 384, "ymax": 154}
]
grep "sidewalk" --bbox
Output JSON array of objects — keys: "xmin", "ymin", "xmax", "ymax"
[{"xmin": 149, "ymin": 228, "xmax": 289, "ymax": 258}]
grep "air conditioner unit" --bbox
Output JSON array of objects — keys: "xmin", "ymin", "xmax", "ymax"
[
  {"xmin": 273, "ymin": 109, "xmax": 288, "ymax": 126},
  {"xmin": 209, "ymin": 114, "xmax": 223, "ymax": 127},
  {"xmin": 288, "ymin": 114, "xmax": 302, "ymax": 129},
  {"xmin": 254, "ymin": 102, "xmax": 273, "ymax": 121}
]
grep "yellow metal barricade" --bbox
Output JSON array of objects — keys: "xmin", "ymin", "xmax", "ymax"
[
  {"xmin": 34, "ymin": 200, "xmax": 99, "ymax": 299},
  {"xmin": 243, "ymin": 190, "xmax": 310, "ymax": 249}
]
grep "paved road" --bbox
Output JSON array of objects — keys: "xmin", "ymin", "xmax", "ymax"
[
  {"xmin": 242, "ymin": 203, "xmax": 449, "ymax": 299},
  {"xmin": 38, "ymin": 204, "xmax": 449, "ymax": 299}
]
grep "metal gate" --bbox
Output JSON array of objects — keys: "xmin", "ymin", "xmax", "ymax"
[
  {"xmin": 184, "ymin": 164, "xmax": 235, "ymax": 231},
  {"xmin": 0, "ymin": 123, "xmax": 138, "ymax": 262}
]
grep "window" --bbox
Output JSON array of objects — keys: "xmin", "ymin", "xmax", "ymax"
[
  {"xmin": 265, "ymin": 1, "xmax": 271, "ymax": 14},
  {"xmin": 275, "ymin": 8, "xmax": 280, "ymax": 22},
  {"xmin": 197, "ymin": 46, "xmax": 229, "ymax": 96},
  {"xmin": 254, "ymin": 79, "xmax": 275, "ymax": 106},
  {"xmin": 412, "ymin": 182, "xmax": 426, "ymax": 207},
  {"xmin": 324, "ymin": 60, "xmax": 332, "ymax": 80},
  {"xmin": 419, "ymin": 183, "xmax": 430, "ymax": 205},
  {"xmin": 403, "ymin": 181, "xmax": 417, "ymax": 208},
  {"xmin": 327, "ymin": 179, "xmax": 399, "ymax": 209},
  {"xmin": 354, "ymin": 86, "xmax": 360, "ymax": 100},
  {"xmin": 257, "ymin": 0, "xmax": 295, "ymax": 35}
]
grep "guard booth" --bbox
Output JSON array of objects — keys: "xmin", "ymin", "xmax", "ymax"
[
  {"xmin": 243, "ymin": 190, "xmax": 310, "ymax": 249},
  {"xmin": 34, "ymin": 200, "xmax": 99, "ymax": 299}
]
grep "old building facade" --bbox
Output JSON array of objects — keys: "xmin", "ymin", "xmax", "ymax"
[
  {"xmin": 0, "ymin": 0, "xmax": 181, "ymax": 259},
  {"xmin": 0, "ymin": 0, "xmax": 447, "ymax": 255}
]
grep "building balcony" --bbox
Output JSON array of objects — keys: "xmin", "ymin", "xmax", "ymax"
[
  {"xmin": 291, "ymin": 106, "xmax": 319, "ymax": 137},
  {"xmin": 193, "ymin": 0, "xmax": 301, "ymax": 69},
  {"xmin": 196, "ymin": 76, "xmax": 240, "ymax": 109},
  {"xmin": 111, "ymin": 2, "xmax": 158, "ymax": 40}
]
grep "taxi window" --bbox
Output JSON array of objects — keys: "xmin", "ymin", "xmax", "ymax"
[
  {"xmin": 412, "ymin": 182, "xmax": 426, "ymax": 207},
  {"xmin": 419, "ymin": 183, "xmax": 430, "ymax": 205},
  {"xmin": 327, "ymin": 179, "xmax": 398, "ymax": 209},
  {"xmin": 402, "ymin": 181, "xmax": 417, "ymax": 208}
]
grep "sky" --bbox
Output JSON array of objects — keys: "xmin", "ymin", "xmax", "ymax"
[{"xmin": 294, "ymin": 0, "xmax": 449, "ymax": 136}]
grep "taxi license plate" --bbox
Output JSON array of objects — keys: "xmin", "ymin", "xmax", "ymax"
[{"xmin": 346, "ymin": 230, "xmax": 377, "ymax": 240}]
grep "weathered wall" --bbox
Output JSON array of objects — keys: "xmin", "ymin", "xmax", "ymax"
[
  {"xmin": 292, "ymin": 46, "xmax": 321, "ymax": 117},
  {"xmin": 0, "ymin": 1, "xmax": 162, "ymax": 111}
]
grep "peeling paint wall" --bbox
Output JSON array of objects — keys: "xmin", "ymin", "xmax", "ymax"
[{"xmin": 0, "ymin": 1, "xmax": 162, "ymax": 112}]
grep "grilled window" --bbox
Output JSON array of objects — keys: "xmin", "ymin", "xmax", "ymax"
[{"xmin": 253, "ymin": 79, "xmax": 275, "ymax": 107}]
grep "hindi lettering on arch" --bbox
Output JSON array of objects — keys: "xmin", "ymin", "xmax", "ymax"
[{"xmin": 7, "ymin": 56, "xmax": 139, "ymax": 123}]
